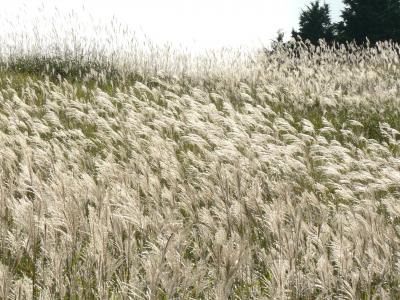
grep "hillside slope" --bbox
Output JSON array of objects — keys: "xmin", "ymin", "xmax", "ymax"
[{"xmin": 1, "ymin": 42, "xmax": 400, "ymax": 299}]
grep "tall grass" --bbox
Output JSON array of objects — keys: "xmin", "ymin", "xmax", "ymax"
[{"xmin": 0, "ymin": 10, "xmax": 400, "ymax": 299}]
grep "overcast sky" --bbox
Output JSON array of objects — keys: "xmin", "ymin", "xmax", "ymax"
[{"xmin": 1, "ymin": 0, "xmax": 344, "ymax": 52}]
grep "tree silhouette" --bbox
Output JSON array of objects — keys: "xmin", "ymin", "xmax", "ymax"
[
  {"xmin": 292, "ymin": 1, "xmax": 334, "ymax": 45},
  {"xmin": 341, "ymin": 0, "xmax": 400, "ymax": 44}
]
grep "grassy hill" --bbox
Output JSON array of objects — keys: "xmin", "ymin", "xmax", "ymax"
[{"xmin": 0, "ymin": 40, "xmax": 400, "ymax": 299}]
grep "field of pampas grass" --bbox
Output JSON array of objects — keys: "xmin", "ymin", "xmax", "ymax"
[{"xmin": 1, "ymin": 17, "xmax": 400, "ymax": 299}]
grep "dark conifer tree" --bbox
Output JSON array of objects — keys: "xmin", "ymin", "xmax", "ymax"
[
  {"xmin": 341, "ymin": 0, "xmax": 400, "ymax": 44},
  {"xmin": 292, "ymin": 1, "xmax": 334, "ymax": 45}
]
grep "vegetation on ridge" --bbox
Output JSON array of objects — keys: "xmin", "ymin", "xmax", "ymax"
[
  {"xmin": 292, "ymin": 0, "xmax": 400, "ymax": 45},
  {"xmin": 0, "ymin": 29, "xmax": 400, "ymax": 299}
]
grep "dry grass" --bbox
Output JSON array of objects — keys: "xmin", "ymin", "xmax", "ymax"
[{"xmin": 0, "ymin": 15, "xmax": 400, "ymax": 299}]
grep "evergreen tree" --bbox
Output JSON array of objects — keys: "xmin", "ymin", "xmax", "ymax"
[
  {"xmin": 292, "ymin": 1, "xmax": 334, "ymax": 45},
  {"xmin": 341, "ymin": 0, "xmax": 400, "ymax": 44}
]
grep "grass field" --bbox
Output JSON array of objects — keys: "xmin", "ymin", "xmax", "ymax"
[{"xmin": 0, "ymin": 26, "xmax": 400, "ymax": 299}]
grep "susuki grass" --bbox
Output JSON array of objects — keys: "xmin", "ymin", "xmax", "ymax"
[{"xmin": 0, "ymin": 12, "xmax": 400, "ymax": 299}]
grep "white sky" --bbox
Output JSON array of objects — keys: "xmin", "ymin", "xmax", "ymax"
[{"xmin": 0, "ymin": 0, "xmax": 344, "ymax": 53}]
